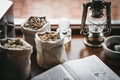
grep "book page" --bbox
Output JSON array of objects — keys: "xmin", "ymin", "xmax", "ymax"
[
  {"xmin": 63, "ymin": 55, "xmax": 120, "ymax": 80},
  {"xmin": 63, "ymin": 58, "xmax": 97, "ymax": 80},
  {"xmin": 30, "ymin": 64, "xmax": 74, "ymax": 80},
  {"xmin": 79, "ymin": 55, "xmax": 120, "ymax": 80}
]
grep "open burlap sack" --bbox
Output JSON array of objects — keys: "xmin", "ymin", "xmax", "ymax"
[
  {"xmin": 0, "ymin": 38, "xmax": 33, "ymax": 80},
  {"xmin": 35, "ymin": 31, "xmax": 67, "ymax": 69},
  {"xmin": 21, "ymin": 17, "xmax": 51, "ymax": 52}
]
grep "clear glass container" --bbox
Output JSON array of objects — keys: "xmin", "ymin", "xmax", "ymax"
[{"xmin": 57, "ymin": 18, "xmax": 71, "ymax": 44}]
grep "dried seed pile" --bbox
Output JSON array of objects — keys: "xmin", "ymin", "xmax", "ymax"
[
  {"xmin": 39, "ymin": 32, "xmax": 61, "ymax": 41},
  {"xmin": 24, "ymin": 16, "xmax": 47, "ymax": 30},
  {"xmin": 1, "ymin": 39, "xmax": 29, "ymax": 50}
]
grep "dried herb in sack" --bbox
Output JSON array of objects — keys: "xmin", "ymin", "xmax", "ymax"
[{"xmin": 35, "ymin": 31, "xmax": 67, "ymax": 69}]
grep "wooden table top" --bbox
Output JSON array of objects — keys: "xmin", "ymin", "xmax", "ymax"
[{"xmin": 28, "ymin": 34, "xmax": 120, "ymax": 78}]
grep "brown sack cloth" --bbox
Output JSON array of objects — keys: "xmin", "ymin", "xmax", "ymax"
[
  {"xmin": 0, "ymin": 38, "xmax": 33, "ymax": 80},
  {"xmin": 35, "ymin": 31, "xmax": 67, "ymax": 69}
]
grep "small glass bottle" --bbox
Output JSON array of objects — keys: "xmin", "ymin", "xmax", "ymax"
[{"xmin": 57, "ymin": 18, "xmax": 71, "ymax": 52}]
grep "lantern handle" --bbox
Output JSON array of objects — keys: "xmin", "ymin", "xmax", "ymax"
[
  {"xmin": 103, "ymin": 1, "xmax": 111, "ymax": 35},
  {"xmin": 80, "ymin": 2, "xmax": 91, "ymax": 36}
]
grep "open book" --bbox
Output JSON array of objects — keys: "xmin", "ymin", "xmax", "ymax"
[{"xmin": 31, "ymin": 55, "xmax": 120, "ymax": 80}]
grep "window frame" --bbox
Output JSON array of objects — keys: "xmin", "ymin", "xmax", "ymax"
[{"xmin": 15, "ymin": 18, "xmax": 120, "ymax": 29}]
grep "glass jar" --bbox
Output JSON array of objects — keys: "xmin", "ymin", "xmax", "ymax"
[
  {"xmin": 57, "ymin": 18, "xmax": 71, "ymax": 44},
  {"xmin": 57, "ymin": 18, "xmax": 71, "ymax": 52}
]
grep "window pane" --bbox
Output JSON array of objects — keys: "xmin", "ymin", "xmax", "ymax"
[{"xmin": 12, "ymin": 0, "xmax": 120, "ymax": 20}]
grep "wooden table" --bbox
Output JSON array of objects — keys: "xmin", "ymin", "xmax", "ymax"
[{"xmin": 28, "ymin": 34, "xmax": 120, "ymax": 78}]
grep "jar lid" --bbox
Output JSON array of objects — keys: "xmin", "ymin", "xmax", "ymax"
[{"xmin": 58, "ymin": 18, "xmax": 70, "ymax": 29}]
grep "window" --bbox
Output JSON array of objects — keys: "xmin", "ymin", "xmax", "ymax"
[
  {"xmin": 12, "ymin": 0, "xmax": 120, "ymax": 31},
  {"xmin": 12, "ymin": 0, "xmax": 120, "ymax": 19}
]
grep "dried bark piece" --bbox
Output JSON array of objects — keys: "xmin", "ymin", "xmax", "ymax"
[
  {"xmin": 24, "ymin": 16, "xmax": 47, "ymax": 30},
  {"xmin": 1, "ymin": 39, "xmax": 30, "ymax": 50},
  {"xmin": 39, "ymin": 32, "xmax": 60, "ymax": 41}
]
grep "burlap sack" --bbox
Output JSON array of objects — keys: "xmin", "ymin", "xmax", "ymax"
[
  {"xmin": 0, "ymin": 38, "xmax": 33, "ymax": 80},
  {"xmin": 21, "ymin": 17, "xmax": 51, "ymax": 52},
  {"xmin": 35, "ymin": 32, "xmax": 67, "ymax": 69}
]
